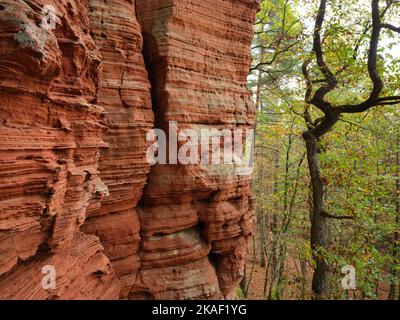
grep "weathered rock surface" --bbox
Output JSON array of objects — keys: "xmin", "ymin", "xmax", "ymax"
[
  {"xmin": 82, "ymin": 0, "xmax": 154, "ymax": 298},
  {"xmin": 0, "ymin": 0, "xmax": 257, "ymax": 299},
  {"xmin": 134, "ymin": 0, "xmax": 257, "ymax": 299}
]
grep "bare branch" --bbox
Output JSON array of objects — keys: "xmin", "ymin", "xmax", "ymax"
[
  {"xmin": 302, "ymin": 59, "xmax": 313, "ymax": 103},
  {"xmin": 381, "ymin": 23, "xmax": 400, "ymax": 33},
  {"xmin": 310, "ymin": 0, "xmax": 337, "ymax": 108},
  {"xmin": 321, "ymin": 210, "xmax": 354, "ymax": 220},
  {"xmin": 251, "ymin": 40, "xmax": 300, "ymax": 71}
]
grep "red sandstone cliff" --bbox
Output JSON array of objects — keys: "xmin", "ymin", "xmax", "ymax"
[{"xmin": 0, "ymin": 0, "xmax": 258, "ymax": 299}]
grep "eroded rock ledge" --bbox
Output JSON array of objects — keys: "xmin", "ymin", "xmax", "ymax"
[{"xmin": 0, "ymin": 0, "xmax": 258, "ymax": 299}]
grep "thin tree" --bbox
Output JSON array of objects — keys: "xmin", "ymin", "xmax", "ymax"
[{"xmin": 301, "ymin": 0, "xmax": 400, "ymax": 299}]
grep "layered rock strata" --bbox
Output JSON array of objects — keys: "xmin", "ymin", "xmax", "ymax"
[{"xmin": 0, "ymin": 0, "xmax": 258, "ymax": 299}]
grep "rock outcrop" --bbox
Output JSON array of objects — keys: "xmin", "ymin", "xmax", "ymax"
[{"xmin": 0, "ymin": 0, "xmax": 258, "ymax": 300}]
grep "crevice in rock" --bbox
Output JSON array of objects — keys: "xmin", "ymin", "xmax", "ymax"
[{"xmin": 140, "ymin": 32, "xmax": 164, "ymax": 129}]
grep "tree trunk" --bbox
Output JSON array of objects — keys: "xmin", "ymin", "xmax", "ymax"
[
  {"xmin": 257, "ymin": 159, "xmax": 266, "ymax": 267},
  {"xmin": 254, "ymin": 40, "xmax": 265, "ymax": 111},
  {"xmin": 274, "ymin": 134, "xmax": 294, "ymax": 299},
  {"xmin": 303, "ymin": 131, "xmax": 329, "ymax": 300},
  {"xmin": 300, "ymin": 254, "xmax": 308, "ymax": 299},
  {"xmin": 259, "ymin": 211, "xmax": 266, "ymax": 267},
  {"xmin": 240, "ymin": 261, "xmax": 247, "ymax": 296},
  {"xmin": 254, "ymin": 41, "xmax": 266, "ymax": 267},
  {"xmin": 245, "ymin": 235, "xmax": 257, "ymax": 297},
  {"xmin": 389, "ymin": 133, "xmax": 400, "ymax": 300},
  {"xmin": 267, "ymin": 149, "xmax": 281, "ymax": 298}
]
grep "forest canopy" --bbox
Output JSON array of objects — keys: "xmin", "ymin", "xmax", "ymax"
[{"xmin": 246, "ymin": 0, "xmax": 400, "ymax": 300}]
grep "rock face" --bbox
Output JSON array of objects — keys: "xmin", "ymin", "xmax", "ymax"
[{"xmin": 0, "ymin": 0, "xmax": 258, "ymax": 300}]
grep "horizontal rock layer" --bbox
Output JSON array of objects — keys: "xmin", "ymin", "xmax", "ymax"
[{"xmin": 0, "ymin": 0, "xmax": 257, "ymax": 299}]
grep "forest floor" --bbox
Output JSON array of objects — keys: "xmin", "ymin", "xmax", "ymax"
[
  {"xmin": 240, "ymin": 240, "xmax": 391, "ymax": 300},
  {"xmin": 243, "ymin": 255, "xmax": 313, "ymax": 300}
]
